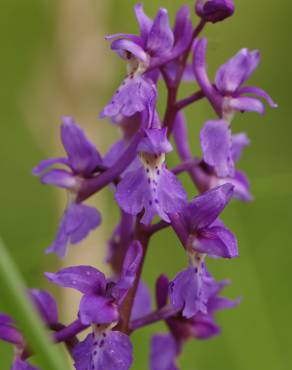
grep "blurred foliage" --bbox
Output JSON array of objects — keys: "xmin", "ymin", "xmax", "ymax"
[{"xmin": 0, "ymin": 0, "xmax": 291, "ymax": 369}]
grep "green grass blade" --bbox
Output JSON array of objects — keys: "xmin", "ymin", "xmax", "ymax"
[{"xmin": 0, "ymin": 238, "xmax": 69, "ymax": 370}]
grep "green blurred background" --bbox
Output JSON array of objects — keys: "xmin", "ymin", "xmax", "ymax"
[{"xmin": 0, "ymin": 0, "xmax": 291, "ymax": 369}]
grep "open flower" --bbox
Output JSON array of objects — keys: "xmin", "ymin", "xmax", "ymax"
[
  {"xmin": 116, "ymin": 128, "xmax": 187, "ymax": 224},
  {"xmin": 46, "ymin": 241, "xmax": 142, "ymax": 370},
  {"xmin": 193, "ymin": 38, "xmax": 277, "ymax": 119},
  {"xmin": 101, "ymin": 4, "xmax": 192, "ymax": 121},
  {"xmin": 33, "ymin": 117, "xmax": 102, "ymax": 258}
]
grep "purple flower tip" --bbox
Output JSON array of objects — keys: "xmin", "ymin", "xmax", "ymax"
[{"xmin": 195, "ymin": 0, "xmax": 235, "ymax": 23}]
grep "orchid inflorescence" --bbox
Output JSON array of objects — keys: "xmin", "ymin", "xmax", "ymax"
[{"xmin": 1, "ymin": 1, "xmax": 277, "ymax": 369}]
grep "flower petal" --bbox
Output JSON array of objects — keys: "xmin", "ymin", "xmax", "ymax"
[
  {"xmin": 45, "ymin": 266, "xmax": 106, "ymax": 295},
  {"xmin": 134, "ymin": 3, "xmax": 153, "ymax": 44},
  {"xmin": 73, "ymin": 330, "xmax": 133, "ymax": 370},
  {"xmin": 217, "ymin": 170, "xmax": 253, "ymax": 202},
  {"xmin": 184, "ymin": 184, "xmax": 234, "ymax": 232},
  {"xmin": 61, "ymin": 116, "xmax": 102, "ymax": 176},
  {"xmin": 232, "ymin": 132, "xmax": 250, "ymax": 163},
  {"xmin": 200, "ymin": 119, "xmax": 234, "ymax": 178},
  {"xmin": 215, "ymin": 49, "xmax": 260, "ymax": 93},
  {"xmin": 147, "ymin": 8, "xmax": 174, "ymax": 56},
  {"xmin": 228, "ymin": 96, "xmax": 265, "ymax": 115},
  {"xmin": 100, "ymin": 76, "xmax": 157, "ymax": 119},
  {"xmin": 238, "ymin": 86, "xmax": 278, "ymax": 108},
  {"xmin": 169, "ymin": 266, "xmax": 215, "ymax": 318},
  {"xmin": 111, "ymin": 241, "xmax": 143, "ymax": 304},
  {"xmin": 32, "ymin": 157, "xmax": 69, "ymax": 176},
  {"xmin": 138, "ymin": 128, "xmax": 172, "ymax": 154},
  {"xmin": 131, "ymin": 281, "xmax": 152, "ymax": 320},
  {"xmin": 79, "ymin": 294, "xmax": 119, "ymax": 325},
  {"xmin": 190, "ymin": 314, "xmax": 220, "ymax": 339},
  {"xmin": 0, "ymin": 314, "xmax": 23, "ymax": 345},
  {"xmin": 40, "ymin": 169, "xmax": 77, "ymax": 189},
  {"xmin": 30, "ymin": 289, "xmax": 58, "ymax": 325},
  {"xmin": 46, "ymin": 203, "xmax": 101, "ymax": 258},
  {"xmin": 111, "ymin": 39, "xmax": 148, "ymax": 63},
  {"xmin": 150, "ymin": 334, "xmax": 178, "ymax": 370},
  {"xmin": 191, "ymin": 224, "xmax": 238, "ymax": 258}
]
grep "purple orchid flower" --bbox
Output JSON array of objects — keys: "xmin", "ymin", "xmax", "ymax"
[
  {"xmin": 195, "ymin": 0, "xmax": 235, "ymax": 23},
  {"xmin": 157, "ymin": 275, "xmax": 238, "ymax": 350},
  {"xmin": 100, "ymin": 4, "xmax": 192, "ymax": 121},
  {"xmin": 33, "ymin": 116, "xmax": 102, "ymax": 258},
  {"xmin": 169, "ymin": 184, "xmax": 237, "ymax": 318},
  {"xmin": 116, "ymin": 128, "xmax": 187, "ymax": 224},
  {"xmin": 46, "ymin": 241, "xmax": 142, "ymax": 370},
  {"xmin": 198, "ymin": 116, "xmax": 252, "ymax": 199},
  {"xmin": 183, "ymin": 183, "xmax": 237, "ymax": 258},
  {"xmin": 193, "ymin": 38, "xmax": 277, "ymax": 119}
]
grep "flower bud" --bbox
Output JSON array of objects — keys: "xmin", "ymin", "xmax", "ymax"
[{"xmin": 195, "ymin": 0, "xmax": 234, "ymax": 23}]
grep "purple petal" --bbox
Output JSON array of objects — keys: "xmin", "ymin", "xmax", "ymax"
[
  {"xmin": 228, "ymin": 96, "xmax": 265, "ymax": 115},
  {"xmin": 169, "ymin": 266, "xmax": 215, "ymax": 318},
  {"xmin": 73, "ymin": 330, "xmax": 133, "ymax": 370},
  {"xmin": 79, "ymin": 294, "xmax": 119, "ymax": 325},
  {"xmin": 147, "ymin": 9, "xmax": 174, "ymax": 56},
  {"xmin": 111, "ymin": 241, "xmax": 143, "ymax": 304},
  {"xmin": 46, "ymin": 203, "xmax": 101, "ymax": 258},
  {"xmin": 30, "ymin": 289, "xmax": 58, "ymax": 325},
  {"xmin": 11, "ymin": 358, "xmax": 39, "ymax": 370},
  {"xmin": 32, "ymin": 157, "xmax": 69, "ymax": 176},
  {"xmin": 192, "ymin": 38, "xmax": 223, "ymax": 116},
  {"xmin": 61, "ymin": 116, "xmax": 102, "ymax": 176},
  {"xmin": 105, "ymin": 33, "xmax": 143, "ymax": 47},
  {"xmin": 111, "ymin": 39, "xmax": 148, "ymax": 63},
  {"xmin": 134, "ymin": 3, "xmax": 153, "ymax": 44},
  {"xmin": 138, "ymin": 128, "xmax": 172, "ymax": 154},
  {"xmin": 116, "ymin": 165, "xmax": 187, "ymax": 225},
  {"xmin": 208, "ymin": 295, "xmax": 240, "ymax": 314},
  {"xmin": 40, "ymin": 169, "xmax": 77, "ymax": 189},
  {"xmin": 232, "ymin": 132, "xmax": 250, "ymax": 162},
  {"xmin": 238, "ymin": 86, "xmax": 278, "ymax": 108},
  {"xmin": 217, "ymin": 171, "xmax": 253, "ymax": 202},
  {"xmin": 173, "ymin": 5, "xmax": 190, "ymax": 42},
  {"xmin": 190, "ymin": 225, "xmax": 238, "ymax": 258},
  {"xmin": 131, "ymin": 281, "xmax": 152, "ymax": 320},
  {"xmin": 100, "ymin": 76, "xmax": 157, "ymax": 119},
  {"xmin": 0, "ymin": 315, "xmax": 23, "ymax": 345},
  {"xmin": 200, "ymin": 120, "xmax": 234, "ymax": 178},
  {"xmin": 150, "ymin": 334, "xmax": 178, "ymax": 370},
  {"xmin": 195, "ymin": 0, "xmax": 235, "ymax": 23},
  {"xmin": 215, "ymin": 49, "xmax": 260, "ymax": 93},
  {"xmin": 184, "ymin": 184, "xmax": 234, "ymax": 231},
  {"xmin": 103, "ymin": 139, "xmax": 127, "ymax": 167},
  {"xmin": 190, "ymin": 314, "xmax": 220, "ymax": 339},
  {"xmin": 45, "ymin": 265, "xmax": 106, "ymax": 295},
  {"xmin": 156, "ymin": 275, "xmax": 169, "ymax": 309}
]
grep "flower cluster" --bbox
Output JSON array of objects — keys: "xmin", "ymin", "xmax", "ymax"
[{"xmin": 1, "ymin": 1, "xmax": 276, "ymax": 369}]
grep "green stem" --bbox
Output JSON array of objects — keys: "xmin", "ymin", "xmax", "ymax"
[{"xmin": 0, "ymin": 238, "xmax": 69, "ymax": 370}]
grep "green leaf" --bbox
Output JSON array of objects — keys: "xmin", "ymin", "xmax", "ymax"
[{"xmin": 0, "ymin": 238, "xmax": 69, "ymax": 370}]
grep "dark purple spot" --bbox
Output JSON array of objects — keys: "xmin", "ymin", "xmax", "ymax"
[
  {"xmin": 146, "ymin": 168, "xmax": 150, "ymax": 173},
  {"xmin": 99, "ymin": 340, "xmax": 105, "ymax": 348},
  {"xmin": 102, "ymin": 333, "xmax": 106, "ymax": 338},
  {"xmin": 155, "ymin": 199, "xmax": 159, "ymax": 204},
  {"xmin": 154, "ymin": 154, "xmax": 158, "ymax": 159},
  {"xmin": 149, "ymin": 200, "xmax": 152, "ymax": 206},
  {"xmin": 157, "ymin": 170, "xmax": 160, "ymax": 175},
  {"xmin": 93, "ymin": 341, "xmax": 98, "ymax": 346},
  {"xmin": 194, "ymin": 268, "xmax": 198, "ymax": 273},
  {"xmin": 155, "ymin": 166, "xmax": 158, "ymax": 169},
  {"xmin": 93, "ymin": 351, "xmax": 97, "ymax": 356},
  {"xmin": 147, "ymin": 178, "xmax": 151, "ymax": 184}
]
